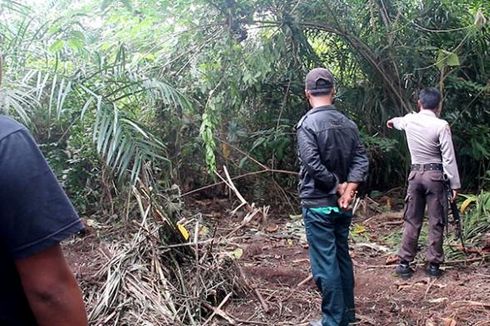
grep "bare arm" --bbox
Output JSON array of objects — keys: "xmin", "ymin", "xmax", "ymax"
[{"xmin": 15, "ymin": 244, "xmax": 88, "ymax": 326}]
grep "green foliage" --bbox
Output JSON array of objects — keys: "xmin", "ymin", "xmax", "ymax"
[
  {"xmin": 1, "ymin": 1, "xmax": 490, "ymax": 322},
  {"xmin": 435, "ymin": 50, "xmax": 460, "ymax": 70},
  {"xmin": 0, "ymin": 2, "xmax": 195, "ymax": 187},
  {"xmin": 245, "ymin": 125, "xmax": 293, "ymax": 165},
  {"xmin": 41, "ymin": 119, "xmax": 103, "ymax": 213},
  {"xmin": 460, "ymin": 192, "xmax": 490, "ymax": 240},
  {"xmin": 1, "ymin": 0, "xmax": 489, "ymax": 219}
]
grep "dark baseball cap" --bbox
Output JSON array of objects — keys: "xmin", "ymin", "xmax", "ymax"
[{"xmin": 305, "ymin": 68, "xmax": 334, "ymax": 94}]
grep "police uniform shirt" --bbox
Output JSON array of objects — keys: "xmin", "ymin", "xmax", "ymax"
[{"xmin": 391, "ymin": 110, "xmax": 461, "ymax": 189}]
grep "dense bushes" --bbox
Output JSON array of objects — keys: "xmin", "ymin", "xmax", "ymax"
[{"xmin": 0, "ymin": 0, "xmax": 488, "ymax": 214}]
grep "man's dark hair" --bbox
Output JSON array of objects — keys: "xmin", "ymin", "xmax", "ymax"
[
  {"xmin": 310, "ymin": 90, "xmax": 333, "ymax": 97},
  {"xmin": 419, "ymin": 87, "xmax": 441, "ymax": 110}
]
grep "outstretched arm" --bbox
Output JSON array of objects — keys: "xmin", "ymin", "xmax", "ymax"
[{"xmin": 386, "ymin": 115, "xmax": 408, "ymax": 130}]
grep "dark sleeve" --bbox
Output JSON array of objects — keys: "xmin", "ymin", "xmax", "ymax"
[
  {"xmin": 297, "ymin": 125, "xmax": 338, "ymax": 189},
  {"xmin": 0, "ymin": 130, "xmax": 83, "ymax": 259},
  {"xmin": 347, "ymin": 129, "xmax": 369, "ymax": 183}
]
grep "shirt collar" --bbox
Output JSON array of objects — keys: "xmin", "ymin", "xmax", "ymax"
[
  {"xmin": 309, "ymin": 105, "xmax": 336, "ymax": 115},
  {"xmin": 419, "ymin": 109, "xmax": 437, "ymax": 117}
]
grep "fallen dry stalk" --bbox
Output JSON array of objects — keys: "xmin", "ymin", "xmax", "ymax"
[
  {"xmin": 202, "ymin": 292, "xmax": 235, "ymax": 325},
  {"xmin": 297, "ymin": 274, "xmax": 313, "ymax": 287},
  {"xmin": 215, "ymin": 166, "xmax": 270, "ymax": 238},
  {"xmin": 81, "ymin": 183, "xmax": 248, "ymax": 325},
  {"xmin": 238, "ymin": 264, "xmax": 270, "ymax": 312},
  {"xmin": 451, "ymin": 300, "xmax": 490, "ymax": 309}
]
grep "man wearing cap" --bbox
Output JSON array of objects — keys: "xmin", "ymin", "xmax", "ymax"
[
  {"xmin": 297, "ymin": 67, "xmax": 369, "ymax": 326},
  {"xmin": 387, "ymin": 87, "xmax": 461, "ymax": 278}
]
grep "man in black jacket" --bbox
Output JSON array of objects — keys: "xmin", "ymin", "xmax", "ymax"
[{"xmin": 297, "ymin": 68, "xmax": 369, "ymax": 326}]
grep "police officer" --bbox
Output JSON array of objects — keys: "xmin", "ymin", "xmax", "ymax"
[
  {"xmin": 297, "ymin": 68, "xmax": 369, "ymax": 326},
  {"xmin": 387, "ymin": 87, "xmax": 461, "ymax": 278}
]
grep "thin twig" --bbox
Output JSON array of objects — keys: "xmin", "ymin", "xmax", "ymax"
[
  {"xmin": 296, "ymin": 274, "xmax": 313, "ymax": 287},
  {"xmin": 181, "ymin": 168, "xmax": 297, "ymax": 197},
  {"xmin": 444, "ymin": 255, "xmax": 490, "ymax": 265},
  {"xmin": 222, "ymin": 166, "xmax": 249, "ymax": 207},
  {"xmin": 356, "ymin": 255, "xmax": 490, "ymax": 269},
  {"xmin": 202, "ymin": 292, "xmax": 235, "ymax": 325},
  {"xmin": 424, "ymin": 277, "xmax": 438, "ymax": 299},
  {"xmin": 271, "ymin": 77, "xmax": 291, "ymax": 170},
  {"xmin": 218, "ymin": 138, "xmax": 268, "ymax": 170},
  {"xmin": 254, "ymin": 288, "xmax": 270, "ymax": 313},
  {"xmin": 451, "ymin": 301, "xmax": 490, "ymax": 309},
  {"xmin": 237, "ymin": 265, "xmax": 270, "ymax": 312}
]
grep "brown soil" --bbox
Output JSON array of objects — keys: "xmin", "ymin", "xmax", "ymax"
[{"xmin": 64, "ymin": 200, "xmax": 490, "ymax": 326}]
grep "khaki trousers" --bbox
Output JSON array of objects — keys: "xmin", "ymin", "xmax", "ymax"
[{"xmin": 398, "ymin": 170, "xmax": 447, "ymax": 264}]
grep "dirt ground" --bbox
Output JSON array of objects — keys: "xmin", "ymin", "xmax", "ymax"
[{"xmin": 65, "ymin": 198, "xmax": 490, "ymax": 326}]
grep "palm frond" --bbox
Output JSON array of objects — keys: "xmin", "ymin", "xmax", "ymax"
[
  {"xmin": 91, "ymin": 100, "xmax": 170, "ymax": 184},
  {"xmin": 0, "ymin": 81, "xmax": 39, "ymax": 124},
  {"xmin": 142, "ymin": 78, "xmax": 193, "ymax": 111},
  {"xmin": 1, "ymin": 7, "xmax": 193, "ymax": 186},
  {"xmin": 0, "ymin": 0, "xmax": 30, "ymax": 16}
]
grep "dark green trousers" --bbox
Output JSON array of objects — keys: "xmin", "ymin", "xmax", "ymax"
[{"xmin": 303, "ymin": 208, "xmax": 355, "ymax": 326}]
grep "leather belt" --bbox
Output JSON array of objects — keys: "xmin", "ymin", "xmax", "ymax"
[{"xmin": 410, "ymin": 163, "xmax": 443, "ymax": 171}]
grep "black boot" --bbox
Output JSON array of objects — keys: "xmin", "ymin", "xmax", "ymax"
[
  {"xmin": 395, "ymin": 260, "xmax": 414, "ymax": 279},
  {"xmin": 425, "ymin": 263, "xmax": 442, "ymax": 277}
]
